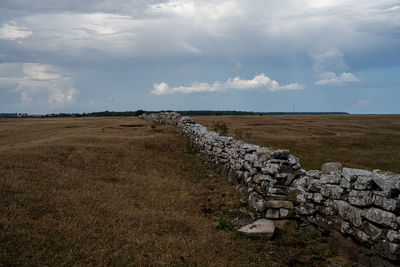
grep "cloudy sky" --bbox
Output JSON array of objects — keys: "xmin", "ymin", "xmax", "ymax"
[{"xmin": 0, "ymin": 0, "xmax": 399, "ymax": 114}]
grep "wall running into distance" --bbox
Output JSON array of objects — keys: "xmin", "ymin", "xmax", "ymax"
[{"xmin": 141, "ymin": 112, "xmax": 400, "ymax": 266}]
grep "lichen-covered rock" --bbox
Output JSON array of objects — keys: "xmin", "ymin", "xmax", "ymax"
[
  {"xmin": 348, "ymin": 190, "xmax": 373, "ymax": 206},
  {"xmin": 387, "ymin": 230, "xmax": 400, "ymax": 242},
  {"xmin": 362, "ymin": 222, "xmax": 382, "ymax": 241},
  {"xmin": 332, "ymin": 200, "xmax": 363, "ymax": 227},
  {"xmin": 373, "ymin": 194, "xmax": 397, "ymax": 212},
  {"xmin": 354, "ymin": 176, "xmax": 376, "ymax": 190},
  {"xmin": 364, "ymin": 208, "xmax": 398, "ymax": 229},
  {"xmin": 265, "ymin": 208, "xmax": 280, "ymax": 219},
  {"xmin": 320, "ymin": 174, "xmax": 341, "ymax": 184},
  {"xmin": 372, "ymin": 170, "xmax": 400, "ymax": 197},
  {"xmin": 321, "ymin": 184, "xmax": 343, "ymax": 199}
]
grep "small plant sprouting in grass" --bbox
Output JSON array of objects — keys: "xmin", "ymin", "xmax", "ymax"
[
  {"xmin": 215, "ymin": 217, "xmax": 233, "ymax": 231},
  {"xmin": 245, "ymin": 132, "xmax": 253, "ymax": 139},
  {"xmin": 184, "ymin": 142, "xmax": 196, "ymax": 154},
  {"xmin": 234, "ymin": 129, "xmax": 243, "ymax": 139},
  {"xmin": 211, "ymin": 121, "xmax": 228, "ymax": 136}
]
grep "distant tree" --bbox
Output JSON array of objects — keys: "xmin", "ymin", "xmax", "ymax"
[
  {"xmin": 215, "ymin": 111, "xmax": 223, "ymax": 116},
  {"xmin": 134, "ymin": 110, "xmax": 145, "ymax": 116}
]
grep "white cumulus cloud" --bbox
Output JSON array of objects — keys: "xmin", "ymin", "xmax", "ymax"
[
  {"xmin": 0, "ymin": 63, "xmax": 79, "ymax": 107},
  {"xmin": 0, "ymin": 22, "xmax": 32, "ymax": 40},
  {"xmin": 151, "ymin": 73, "xmax": 304, "ymax": 95},
  {"xmin": 314, "ymin": 72, "xmax": 359, "ymax": 86}
]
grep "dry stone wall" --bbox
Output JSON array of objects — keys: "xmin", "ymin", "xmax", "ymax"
[{"xmin": 141, "ymin": 112, "xmax": 400, "ymax": 265}]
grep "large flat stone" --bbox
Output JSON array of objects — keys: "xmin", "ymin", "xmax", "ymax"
[
  {"xmin": 237, "ymin": 219, "xmax": 275, "ymax": 239},
  {"xmin": 364, "ymin": 207, "xmax": 398, "ymax": 229}
]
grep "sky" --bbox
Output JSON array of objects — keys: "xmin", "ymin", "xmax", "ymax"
[{"xmin": 0, "ymin": 0, "xmax": 399, "ymax": 114}]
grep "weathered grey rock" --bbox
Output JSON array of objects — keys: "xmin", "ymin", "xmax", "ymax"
[
  {"xmin": 373, "ymin": 194, "xmax": 397, "ymax": 211},
  {"xmin": 313, "ymin": 193, "xmax": 324, "ymax": 203},
  {"xmin": 272, "ymin": 149, "xmax": 290, "ymax": 160},
  {"xmin": 305, "ymin": 177, "xmax": 322, "ymax": 192},
  {"xmin": 387, "ymin": 230, "xmax": 400, "ymax": 242},
  {"xmin": 340, "ymin": 177, "xmax": 351, "ymax": 189},
  {"xmin": 265, "ymin": 208, "xmax": 280, "ymax": 219},
  {"xmin": 372, "ymin": 170, "xmax": 400, "ymax": 197},
  {"xmin": 343, "ymin": 167, "xmax": 371, "ymax": 183},
  {"xmin": 299, "ymin": 203, "xmax": 316, "ymax": 215},
  {"xmin": 252, "ymin": 174, "xmax": 271, "ymax": 184},
  {"xmin": 333, "ymin": 200, "xmax": 363, "ymax": 227},
  {"xmin": 248, "ymin": 192, "xmax": 263, "ymax": 209},
  {"xmin": 348, "ymin": 190, "xmax": 373, "ymax": 206},
  {"xmin": 255, "ymin": 199, "xmax": 265, "ymax": 212},
  {"xmin": 321, "ymin": 162, "xmax": 343, "ymax": 174},
  {"xmin": 262, "ymin": 163, "xmax": 279, "ymax": 175},
  {"xmin": 357, "ymin": 230, "xmax": 370, "ymax": 243},
  {"xmin": 264, "ymin": 200, "xmax": 293, "ymax": 209},
  {"xmin": 322, "ymin": 206, "xmax": 336, "ymax": 216},
  {"xmin": 244, "ymin": 153, "xmax": 257, "ymax": 162},
  {"xmin": 340, "ymin": 221, "xmax": 352, "ymax": 234},
  {"xmin": 237, "ymin": 219, "xmax": 275, "ymax": 239},
  {"xmin": 280, "ymin": 208, "xmax": 289, "ymax": 217},
  {"xmin": 321, "ymin": 184, "xmax": 343, "ymax": 199},
  {"xmin": 362, "ymin": 222, "xmax": 382, "ymax": 240},
  {"xmin": 320, "ymin": 174, "xmax": 341, "ymax": 184},
  {"xmin": 364, "ymin": 208, "xmax": 398, "ymax": 229},
  {"xmin": 306, "ymin": 170, "xmax": 321, "ymax": 178},
  {"xmin": 285, "ymin": 173, "xmax": 296, "ymax": 186},
  {"xmin": 354, "ymin": 176, "xmax": 376, "ymax": 190}
]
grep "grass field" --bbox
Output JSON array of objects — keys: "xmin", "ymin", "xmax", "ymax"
[
  {"xmin": 0, "ymin": 117, "xmax": 351, "ymax": 266},
  {"xmin": 194, "ymin": 115, "xmax": 400, "ymax": 173}
]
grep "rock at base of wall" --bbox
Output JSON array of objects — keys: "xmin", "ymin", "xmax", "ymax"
[{"xmin": 237, "ymin": 219, "xmax": 275, "ymax": 239}]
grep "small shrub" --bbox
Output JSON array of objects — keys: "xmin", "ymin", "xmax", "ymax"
[
  {"xmin": 184, "ymin": 142, "xmax": 196, "ymax": 154},
  {"xmin": 234, "ymin": 129, "xmax": 243, "ymax": 139},
  {"xmin": 215, "ymin": 217, "xmax": 233, "ymax": 231},
  {"xmin": 211, "ymin": 121, "xmax": 228, "ymax": 136},
  {"xmin": 134, "ymin": 109, "xmax": 145, "ymax": 116},
  {"xmin": 245, "ymin": 132, "xmax": 253, "ymax": 139}
]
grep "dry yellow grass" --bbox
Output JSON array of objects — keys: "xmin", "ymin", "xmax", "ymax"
[
  {"xmin": 0, "ymin": 117, "xmax": 351, "ymax": 266},
  {"xmin": 194, "ymin": 115, "xmax": 400, "ymax": 173}
]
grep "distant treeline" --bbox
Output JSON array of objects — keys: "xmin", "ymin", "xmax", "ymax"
[
  {"xmin": 0, "ymin": 110, "xmax": 349, "ymax": 119},
  {"xmin": 174, "ymin": 110, "xmax": 349, "ymax": 116}
]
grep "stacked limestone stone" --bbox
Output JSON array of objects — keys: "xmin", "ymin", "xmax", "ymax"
[
  {"xmin": 141, "ymin": 112, "xmax": 400, "ymax": 265},
  {"xmin": 142, "ymin": 113, "xmax": 304, "ymax": 219},
  {"xmin": 293, "ymin": 163, "xmax": 400, "ymax": 263}
]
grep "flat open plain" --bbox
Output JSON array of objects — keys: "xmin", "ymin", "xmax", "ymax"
[
  {"xmin": 0, "ymin": 116, "xmax": 372, "ymax": 265},
  {"xmin": 195, "ymin": 115, "xmax": 400, "ymax": 173}
]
